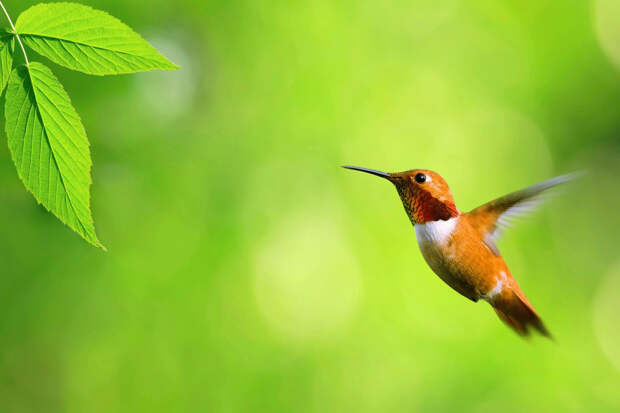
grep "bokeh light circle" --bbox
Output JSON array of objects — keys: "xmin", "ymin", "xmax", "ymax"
[
  {"xmin": 594, "ymin": 0, "xmax": 620, "ymax": 69},
  {"xmin": 425, "ymin": 106, "xmax": 553, "ymax": 202},
  {"xmin": 253, "ymin": 208, "xmax": 362, "ymax": 342},
  {"xmin": 593, "ymin": 260, "xmax": 620, "ymax": 372},
  {"xmin": 133, "ymin": 35, "xmax": 196, "ymax": 119}
]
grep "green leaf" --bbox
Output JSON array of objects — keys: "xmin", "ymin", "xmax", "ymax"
[
  {"xmin": 5, "ymin": 62, "xmax": 103, "ymax": 248},
  {"xmin": 15, "ymin": 3, "xmax": 177, "ymax": 75},
  {"xmin": 0, "ymin": 28, "xmax": 14, "ymax": 94}
]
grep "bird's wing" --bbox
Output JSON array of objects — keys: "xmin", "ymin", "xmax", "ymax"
[{"xmin": 467, "ymin": 173, "xmax": 580, "ymax": 255}]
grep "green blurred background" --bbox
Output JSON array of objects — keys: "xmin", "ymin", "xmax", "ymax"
[{"xmin": 1, "ymin": 0, "xmax": 619, "ymax": 411}]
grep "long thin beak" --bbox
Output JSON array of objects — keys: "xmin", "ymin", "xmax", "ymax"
[{"xmin": 342, "ymin": 165, "xmax": 390, "ymax": 179}]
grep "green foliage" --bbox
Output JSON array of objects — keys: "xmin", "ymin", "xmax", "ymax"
[
  {"xmin": 0, "ymin": 28, "xmax": 13, "ymax": 92},
  {"xmin": 15, "ymin": 3, "xmax": 178, "ymax": 75},
  {"xmin": 5, "ymin": 62, "xmax": 101, "ymax": 248},
  {"xmin": 0, "ymin": 2, "xmax": 177, "ymax": 248}
]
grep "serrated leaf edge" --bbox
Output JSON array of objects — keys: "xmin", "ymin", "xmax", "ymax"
[{"xmin": 7, "ymin": 62, "xmax": 105, "ymax": 249}]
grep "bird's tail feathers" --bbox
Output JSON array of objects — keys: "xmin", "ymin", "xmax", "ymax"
[{"xmin": 491, "ymin": 289, "xmax": 552, "ymax": 339}]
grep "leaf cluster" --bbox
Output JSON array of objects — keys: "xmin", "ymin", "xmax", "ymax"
[{"xmin": 1, "ymin": 2, "xmax": 177, "ymax": 248}]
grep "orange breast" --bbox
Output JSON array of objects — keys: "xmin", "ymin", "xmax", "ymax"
[{"xmin": 415, "ymin": 214, "xmax": 517, "ymax": 302}]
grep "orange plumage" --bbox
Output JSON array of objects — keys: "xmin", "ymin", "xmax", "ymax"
[{"xmin": 344, "ymin": 166, "xmax": 576, "ymax": 338}]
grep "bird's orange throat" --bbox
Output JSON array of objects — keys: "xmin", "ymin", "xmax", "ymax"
[{"xmin": 395, "ymin": 186, "xmax": 459, "ymax": 224}]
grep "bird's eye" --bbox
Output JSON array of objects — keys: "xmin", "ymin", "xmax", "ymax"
[{"xmin": 414, "ymin": 173, "xmax": 426, "ymax": 184}]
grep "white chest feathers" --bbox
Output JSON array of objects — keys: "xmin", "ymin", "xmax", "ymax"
[{"xmin": 414, "ymin": 217, "xmax": 458, "ymax": 246}]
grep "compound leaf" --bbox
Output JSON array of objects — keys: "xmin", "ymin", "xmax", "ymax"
[{"xmin": 5, "ymin": 62, "xmax": 103, "ymax": 248}]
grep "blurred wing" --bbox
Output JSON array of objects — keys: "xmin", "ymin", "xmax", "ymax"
[{"xmin": 468, "ymin": 173, "xmax": 580, "ymax": 255}]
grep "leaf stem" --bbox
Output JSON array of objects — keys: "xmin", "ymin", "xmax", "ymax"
[{"xmin": 0, "ymin": 0, "xmax": 28, "ymax": 66}]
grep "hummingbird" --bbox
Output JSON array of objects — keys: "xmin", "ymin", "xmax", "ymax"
[{"xmin": 344, "ymin": 165, "xmax": 576, "ymax": 338}]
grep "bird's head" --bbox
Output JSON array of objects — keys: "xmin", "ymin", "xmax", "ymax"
[{"xmin": 343, "ymin": 166, "xmax": 459, "ymax": 224}]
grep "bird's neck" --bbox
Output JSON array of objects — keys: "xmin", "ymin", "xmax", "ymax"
[{"xmin": 397, "ymin": 186, "xmax": 459, "ymax": 224}]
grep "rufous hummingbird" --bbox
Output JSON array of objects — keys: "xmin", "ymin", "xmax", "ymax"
[{"xmin": 344, "ymin": 165, "xmax": 576, "ymax": 338}]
